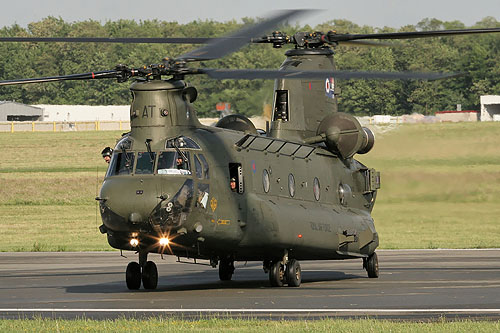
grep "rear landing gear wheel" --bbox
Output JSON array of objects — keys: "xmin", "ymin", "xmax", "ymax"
[
  {"xmin": 366, "ymin": 252, "xmax": 379, "ymax": 278},
  {"xmin": 219, "ymin": 258, "xmax": 235, "ymax": 281},
  {"xmin": 286, "ymin": 259, "xmax": 301, "ymax": 287},
  {"xmin": 126, "ymin": 262, "xmax": 141, "ymax": 290},
  {"xmin": 142, "ymin": 261, "xmax": 158, "ymax": 290},
  {"xmin": 269, "ymin": 261, "xmax": 285, "ymax": 287}
]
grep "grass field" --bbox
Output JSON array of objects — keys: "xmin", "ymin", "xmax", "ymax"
[
  {"xmin": 357, "ymin": 122, "xmax": 500, "ymax": 249},
  {"xmin": 0, "ymin": 122, "xmax": 499, "ymax": 251},
  {"xmin": 0, "ymin": 318, "xmax": 499, "ymax": 332},
  {"xmin": 0, "ymin": 131, "xmax": 117, "ymax": 251}
]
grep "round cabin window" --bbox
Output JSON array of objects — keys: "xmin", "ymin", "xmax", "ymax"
[
  {"xmin": 339, "ymin": 183, "xmax": 352, "ymax": 206},
  {"xmin": 288, "ymin": 173, "xmax": 295, "ymax": 197},
  {"xmin": 263, "ymin": 169, "xmax": 270, "ymax": 193},
  {"xmin": 313, "ymin": 177, "xmax": 320, "ymax": 201}
]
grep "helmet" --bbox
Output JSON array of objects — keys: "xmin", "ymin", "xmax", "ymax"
[{"xmin": 101, "ymin": 147, "xmax": 113, "ymax": 157}]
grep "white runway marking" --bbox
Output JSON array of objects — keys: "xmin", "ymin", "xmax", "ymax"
[{"xmin": 1, "ymin": 308, "xmax": 500, "ymax": 313}]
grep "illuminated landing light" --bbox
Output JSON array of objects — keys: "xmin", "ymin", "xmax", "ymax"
[
  {"xmin": 159, "ymin": 237, "xmax": 170, "ymax": 246},
  {"xmin": 130, "ymin": 238, "xmax": 139, "ymax": 247}
]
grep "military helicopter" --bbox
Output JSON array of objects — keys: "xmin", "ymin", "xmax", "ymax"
[{"xmin": 1, "ymin": 10, "xmax": 499, "ymax": 290}]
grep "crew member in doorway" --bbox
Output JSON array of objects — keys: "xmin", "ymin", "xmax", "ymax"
[
  {"xmin": 101, "ymin": 147, "xmax": 113, "ymax": 164},
  {"xmin": 230, "ymin": 177, "xmax": 237, "ymax": 192}
]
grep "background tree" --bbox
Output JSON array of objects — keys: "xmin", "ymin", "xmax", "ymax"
[{"xmin": 0, "ymin": 17, "xmax": 499, "ymax": 116}]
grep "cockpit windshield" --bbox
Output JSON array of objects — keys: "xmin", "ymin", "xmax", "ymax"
[
  {"xmin": 157, "ymin": 151, "xmax": 191, "ymax": 175},
  {"xmin": 104, "ymin": 148, "xmax": 195, "ymax": 177},
  {"xmin": 135, "ymin": 152, "xmax": 156, "ymax": 175}
]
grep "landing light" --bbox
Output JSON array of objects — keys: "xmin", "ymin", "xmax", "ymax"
[
  {"xmin": 159, "ymin": 237, "xmax": 170, "ymax": 246},
  {"xmin": 130, "ymin": 238, "xmax": 139, "ymax": 247}
]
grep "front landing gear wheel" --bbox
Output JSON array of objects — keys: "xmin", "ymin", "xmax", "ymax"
[
  {"xmin": 126, "ymin": 262, "xmax": 141, "ymax": 290},
  {"xmin": 219, "ymin": 258, "xmax": 235, "ymax": 281},
  {"xmin": 269, "ymin": 261, "xmax": 285, "ymax": 287},
  {"xmin": 142, "ymin": 261, "xmax": 158, "ymax": 290},
  {"xmin": 286, "ymin": 259, "xmax": 301, "ymax": 287},
  {"xmin": 366, "ymin": 252, "xmax": 379, "ymax": 278}
]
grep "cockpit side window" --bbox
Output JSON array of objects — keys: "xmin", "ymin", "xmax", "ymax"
[
  {"xmin": 157, "ymin": 151, "xmax": 191, "ymax": 175},
  {"xmin": 135, "ymin": 152, "xmax": 156, "ymax": 175},
  {"xmin": 194, "ymin": 155, "xmax": 202, "ymax": 179},
  {"xmin": 198, "ymin": 154, "xmax": 209, "ymax": 179},
  {"xmin": 107, "ymin": 152, "xmax": 135, "ymax": 177},
  {"xmin": 106, "ymin": 153, "xmax": 118, "ymax": 177}
]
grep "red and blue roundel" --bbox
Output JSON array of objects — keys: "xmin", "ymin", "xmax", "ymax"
[{"xmin": 325, "ymin": 77, "xmax": 335, "ymax": 99}]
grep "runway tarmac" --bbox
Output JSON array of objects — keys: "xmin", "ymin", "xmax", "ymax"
[{"xmin": 1, "ymin": 249, "xmax": 499, "ymax": 320}]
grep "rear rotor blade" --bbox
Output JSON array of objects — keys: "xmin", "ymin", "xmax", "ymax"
[
  {"xmin": 0, "ymin": 70, "xmax": 123, "ymax": 86},
  {"xmin": 177, "ymin": 9, "xmax": 309, "ymax": 62},
  {"xmin": 331, "ymin": 27, "xmax": 500, "ymax": 42},
  {"xmin": 0, "ymin": 37, "xmax": 212, "ymax": 44},
  {"xmin": 338, "ymin": 40, "xmax": 393, "ymax": 47},
  {"xmin": 201, "ymin": 68, "xmax": 461, "ymax": 81}
]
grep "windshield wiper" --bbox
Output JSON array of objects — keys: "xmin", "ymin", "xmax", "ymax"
[
  {"xmin": 171, "ymin": 136, "xmax": 188, "ymax": 162},
  {"xmin": 121, "ymin": 147, "xmax": 133, "ymax": 170},
  {"xmin": 145, "ymin": 139, "xmax": 155, "ymax": 163}
]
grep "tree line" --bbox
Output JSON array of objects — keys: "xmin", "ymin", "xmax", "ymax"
[{"xmin": 0, "ymin": 16, "xmax": 499, "ymax": 117}]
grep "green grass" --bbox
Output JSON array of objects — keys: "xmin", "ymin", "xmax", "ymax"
[
  {"xmin": 357, "ymin": 122, "xmax": 500, "ymax": 249},
  {"xmin": 0, "ymin": 318, "xmax": 499, "ymax": 332},
  {"xmin": 1, "ymin": 122, "xmax": 500, "ymax": 251},
  {"xmin": 0, "ymin": 131, "xmax": 117, "ymax": 252}
]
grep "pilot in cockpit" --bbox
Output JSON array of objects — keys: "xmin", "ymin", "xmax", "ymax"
[{"xmin": 176, "ymin": 156, "xmax": 187, "ymax": 170}]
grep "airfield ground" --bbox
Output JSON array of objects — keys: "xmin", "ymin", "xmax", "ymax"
[
  {"xmin": 0, "ymin": 121, "xmax": 500, "ymax": 251},
  {"xmin": 1, "ymin": 122, "xmax": 500, "ymax": 329}
]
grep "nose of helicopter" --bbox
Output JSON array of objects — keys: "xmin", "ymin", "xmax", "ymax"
[
  {"xmin": 99, "ymin": 177, "xmax": 159, "ymax": 231},
  {"xmin": 99, "ymin": 176, "xmax": 194, "ymax": 233}
]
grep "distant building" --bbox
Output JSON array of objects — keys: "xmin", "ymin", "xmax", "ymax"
[
  {"xmin": 0, "ymin": 102, "xmax": 130, "ymax": 122},
  {"xmin": 0, "ymin": 101, "xmax": 43, "ymax": 121},
  {"xmin": 480, "ymin": 95, "xmax": 500, "ymax": 121},
  {"xmin": 34, "ymin": 105, "xmax": 130, "ymax": 122},
  {"xmin": 435, "ymin": 110, "xmax": 479, "ymax": 122}
]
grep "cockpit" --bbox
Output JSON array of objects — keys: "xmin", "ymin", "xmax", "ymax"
[{"xmin": 105, "ymin": 135, "xmax": 209, "ymax": 178}]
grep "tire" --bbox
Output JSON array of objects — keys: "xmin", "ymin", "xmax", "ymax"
[
  {"xmin": 126, "ymin": 262, "xmax": 141, "ymax": 290},
  {"xmin": 269, "ymin": 261, "xmax": 285, "ymax": 287},
  {"xmin": 219, "ymin": 258, "xmax": 234, "ymax": 281},
  {"xmin": 142, "ymin": 261, "xmax": 158, "ymax": 290},
  {"xmin": 286, "ymin": 259, "xmax": 301, "ymax": 287},
  {"xmin": 366, "ymin": 252, "xmax": 379, "ymax": 278}
]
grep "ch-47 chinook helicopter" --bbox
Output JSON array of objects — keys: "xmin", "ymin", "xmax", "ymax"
[{"xmin": 1, "ymin": 10, "xmax": 500, "ymax": 290}]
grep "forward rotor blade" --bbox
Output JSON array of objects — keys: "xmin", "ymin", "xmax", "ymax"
[
  {"xmin": 0, "ymin": 37, "xmax": 212, "ymax": 44},
  {"xmin": 178, "ymin": 9, "xmax": 308, "ymax": 62},
  {"xmin": 331, "ymin": 27, "xmax": 500, "ymax": 42},
  {"xmin": 201, "ymin": 68, "xmax": 461, "ymax": 81},
  {"xmin": 0, "ymin": 70, "xmax": 122, "ymax": 86}
]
